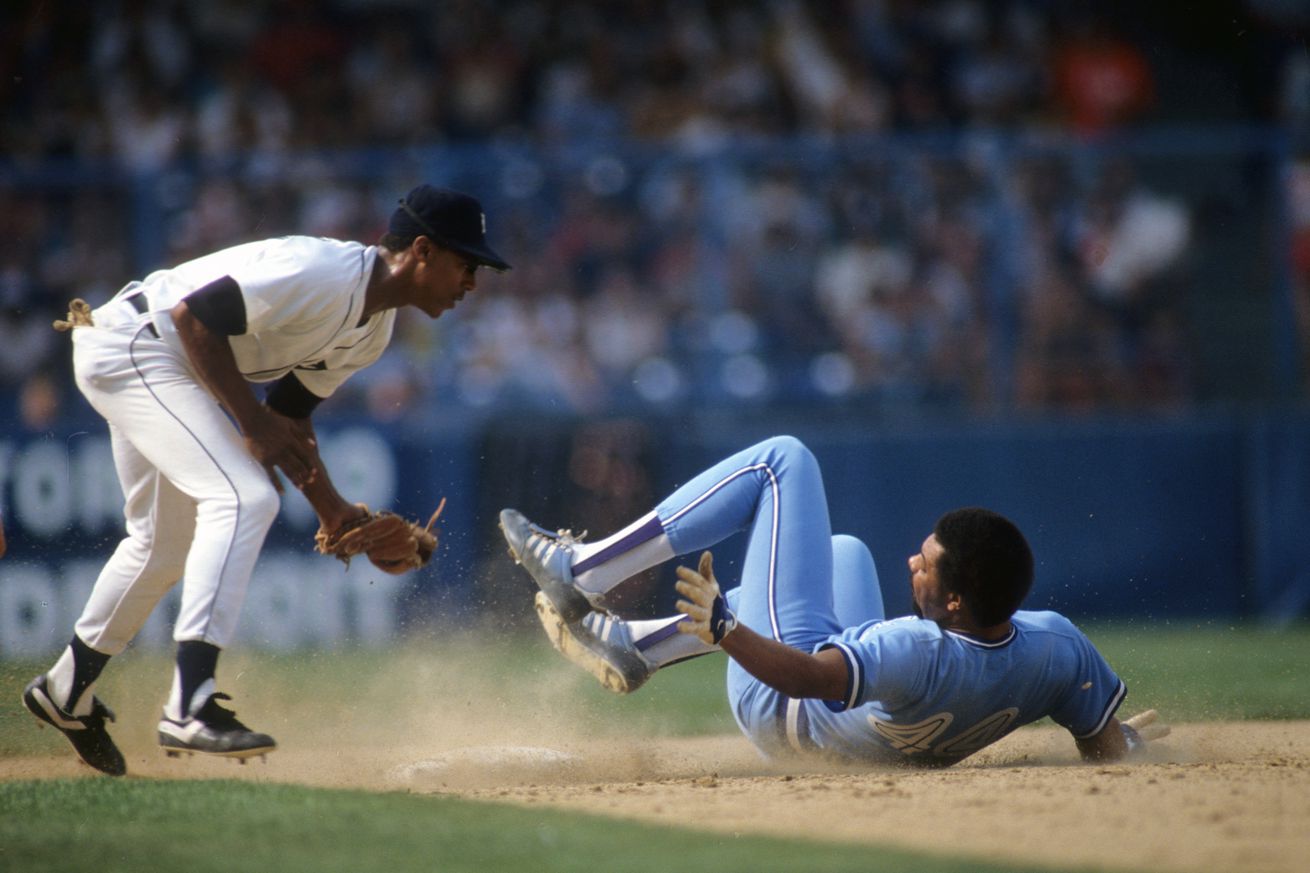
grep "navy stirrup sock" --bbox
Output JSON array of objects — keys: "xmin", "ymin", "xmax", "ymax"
[
  {"xmin": 65, "ymin": 635, "xmax": 111, "ymax": 713},
  {"xmin": 176, "ymin": 640, "xmax": 221, "ymax": 715}
]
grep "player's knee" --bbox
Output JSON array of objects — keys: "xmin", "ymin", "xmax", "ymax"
[
  {"xmin": 762, "ymin": 434, "xmax": 811, "ymax": 460},
  {"xmin": 763, "ymin": 435, "xmax": 818, "ymax": 473},
  {"xmin": 831, "ymin": 534, "xmax": 872, "ymax": 564},
  {"xmin": 207, "ymin": 476, "xmax": 280, "ymax": 531},
  {"xmin": 240, "ymin": 479, "xmax": 282, "ymax": 529},
  {"xmin": 832, "ymin": 534, "xmax": 878, "ymax": 582}
]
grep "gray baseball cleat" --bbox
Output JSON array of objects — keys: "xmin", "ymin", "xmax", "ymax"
[
  {"xmin": 499, "ymin": 508, "xmax": 604, "ymax": 623},
  {"xmin": 158, "ymin": 693, "xmax": 276, "ymax": 762},
  {"xmin": 533, "ymin": 592, "xmax": 656, "ymax": 694},
  {"xmin": 22, "ymin": 675, "xmax": 126, "ymax": 776}
]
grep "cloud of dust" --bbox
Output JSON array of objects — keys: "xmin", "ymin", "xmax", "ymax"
[{"xmin": 66, "ymin": 635, "xmax": 705, "ymax": 791}]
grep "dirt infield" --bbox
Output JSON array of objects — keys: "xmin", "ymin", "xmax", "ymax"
[{"xmin": 4, "ymin": 719, "xmax": 1307, "ymax": 873}]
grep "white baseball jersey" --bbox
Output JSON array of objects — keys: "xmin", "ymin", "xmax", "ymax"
[
  {"xmin": 69, "ymin": 234, "xmax": 397, "ymax": 665},
  {"xmin": 137, "ymin": 235, "xmax": 395, "ymax": 397}
]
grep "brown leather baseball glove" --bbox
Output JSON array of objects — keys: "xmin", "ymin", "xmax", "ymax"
[{"xmin": 315, "ymin": 498, "xmax": 445, "ymax": 575}]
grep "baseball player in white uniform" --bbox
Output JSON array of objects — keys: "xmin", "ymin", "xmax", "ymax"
[
  {"xmin": 502, "ymin": 436, "xmax": 1168, "ymax": 766},
  {"xmin": 23, "ymin": 185, "xmax": 510, "ymax": 775}
]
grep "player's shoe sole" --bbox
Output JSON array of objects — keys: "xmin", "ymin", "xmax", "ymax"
[
  {"xmin": 500, "ymin": 508, "xmax": 603, "ymax": 623},
  {"xmin": 533, "ymin": 592, "xmax": 655, "ymax": 694},
  {"xmin": 22, "ymin": 675, "xmax": 126, "ymax": 776},
  {"xmin": 157, "ymin": 734, "xmax": 276, "ymax": 762},
  {"xmin": 157, "ymin": 692, "xmax": 276, "ymax": 762}
]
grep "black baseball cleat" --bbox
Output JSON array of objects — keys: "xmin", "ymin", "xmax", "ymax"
[
  {"xmin": 22, "ymin": 675, "xmax": 127, "ymax": 776},
  {"xmin": 157, "ymin": 693, "xmax": 276, "ymax": 762}
]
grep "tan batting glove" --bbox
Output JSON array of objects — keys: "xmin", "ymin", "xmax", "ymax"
[
  {"xmin": 1121, "ymin": 709, "xmax": 1171, "ymax": 753},
  {"xmin": 675, "ymin": 551, "xmax": 738, "ymax": 645}
]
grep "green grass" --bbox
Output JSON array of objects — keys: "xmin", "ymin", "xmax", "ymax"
[
  {"xmin": 1081, "ymin": 621, "xmax": 1310, "ymax": 721},
  {"xmin": 0, "ymin": 778, "xmax": 1112, "ymax": 873}
]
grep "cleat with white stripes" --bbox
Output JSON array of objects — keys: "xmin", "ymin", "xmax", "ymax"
[
  {"xmin": 500, "ymin": 508, "xmax": 604, "ymax": 623},
  {"xmin": 533, "ymin": 592, "xmax": 655, "ymax": 694},
  {"xmin": 157, "ymin": 692, "xmax": 276, "ymax": 761},
  {"xmin": 22, "ymin": 675, "xmax": 126, "ymax": 776}
]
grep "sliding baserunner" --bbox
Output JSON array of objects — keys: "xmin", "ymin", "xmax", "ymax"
[{"xmin": 501, "ymin": 436, "xmax": 1167, "ymax": 766}]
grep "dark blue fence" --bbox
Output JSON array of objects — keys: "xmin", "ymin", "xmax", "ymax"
[{"xmin": 670, "ymin": 415, "xmax": 1253, "ymax": 622}]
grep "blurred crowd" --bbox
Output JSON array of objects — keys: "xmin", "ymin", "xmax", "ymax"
[{"xmin": 2, "ymin": 0, "xmax": 1307, "ymax": 431}]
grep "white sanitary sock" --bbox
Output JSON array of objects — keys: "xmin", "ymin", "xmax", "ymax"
[
  {"xmin": 627, "ymin": 615, "xmax": 719, "ymax": 667},
  {"xmin": 572, "ymin": 511, "xmax": 676, "ymax": 597}
]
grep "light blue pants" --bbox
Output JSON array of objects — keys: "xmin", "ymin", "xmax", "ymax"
[{"xmin": 655, "ymin": 436, "xmax": 885, "ymax": 755}]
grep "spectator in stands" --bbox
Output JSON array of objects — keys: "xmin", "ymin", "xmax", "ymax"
[
  {"xmin": 1050, "ymin": 13, "xmax": 1156, "ymax": 134},
  {"xmin": 0, "ymin": 0, "xmax": 1286, "ymax": 420}
]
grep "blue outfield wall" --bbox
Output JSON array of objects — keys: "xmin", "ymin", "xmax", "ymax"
[
  {"xmin": 1246, "ymin": 413, "xmax": 1310, "ymax": 625},
  {"xmin": 1, "ymin": 409, "xmax": 1307, "ymax": 656},
  {"xmin": 668, "ymin": 416, "xmax": 1254, "ymax": 622}
]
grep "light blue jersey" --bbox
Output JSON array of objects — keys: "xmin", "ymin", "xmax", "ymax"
[
  {"xmin": 647, "ymin": 436, "xmax": 1126, "ymax": 767},
  {"xmin": 806, "ymin": 611, "xmax": 1124, "ymax": 765}
]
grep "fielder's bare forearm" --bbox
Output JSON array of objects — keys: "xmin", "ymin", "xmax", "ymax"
[
  {"xmin": 172, "ymin": 302, "xmax": 266, "ymax": 427},
  {"xmin": 719, "ymin": 624, "xmax": 850, "ymax": 701},
  {"xmin": 171, "ymin": 300, "xmax": 317, "ymax": 486},
  {"xmin": 283, "ymin": 415, "xmax": 361, "ymax": 531}
]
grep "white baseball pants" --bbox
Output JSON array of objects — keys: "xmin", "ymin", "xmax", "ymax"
[{"xmin": 69, "ymin": 297, "xmax": 280, "ymax": 654}]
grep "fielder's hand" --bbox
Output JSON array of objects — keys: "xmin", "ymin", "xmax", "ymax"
[
  {"xmin": 675, "ymin": 551, "xmax": 738, "ymax": 645},
  {"xmin": 1121, "ymin": 709, "xmax": 1171, "ymax": 753},
  {"xmin": 315, "ymin": 499, "xmax": 445, "ymax": 575}
]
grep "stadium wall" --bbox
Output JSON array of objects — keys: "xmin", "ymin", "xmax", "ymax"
[{"xmin": 2, "ymin": 410, "xmax": 1306, "ymax": 656}]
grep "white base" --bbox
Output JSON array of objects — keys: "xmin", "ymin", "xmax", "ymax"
[{"xmin": 387, "ymin": 745, "xmax": 580, "ymax": 790}]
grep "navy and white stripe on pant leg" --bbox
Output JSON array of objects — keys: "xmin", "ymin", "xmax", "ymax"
[{"xmin": 663, "ymin": 462, "xmax": 785, "ymax": 641}]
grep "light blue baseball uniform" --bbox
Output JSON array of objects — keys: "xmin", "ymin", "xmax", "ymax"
[{"xmin": 651, "ymin": 436, "xmax": 1125, "ymax": 766}]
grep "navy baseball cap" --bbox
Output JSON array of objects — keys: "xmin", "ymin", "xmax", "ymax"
[{"xmin": 391, "ymin": 185, "xmax": 512, "ymax": 272}]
